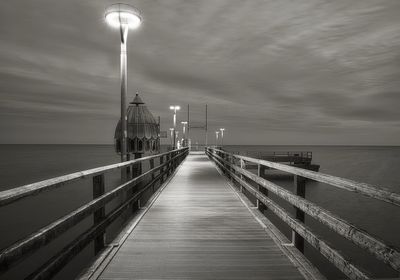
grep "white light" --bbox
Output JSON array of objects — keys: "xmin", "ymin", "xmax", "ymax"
[
  {"xmin": 105, "ymin": 4, "xmax": 142, "ymax": 29},
  {"xmin": 176, "ymin": 106, "xmax": 181, "ymax": 110},
  {"xmin": 170, "ymin": 106, "xmax": 174, "ymax": 110}
]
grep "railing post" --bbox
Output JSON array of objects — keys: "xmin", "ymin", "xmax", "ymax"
[
  {"xmin": 160, "ymin": 155, "xmax": 164, "ymax": 182},
  {"xmin": 257, "ymin": 164, "xmax": 268, "ymax": 213},
  {"xmin": 172, "ymin": 151, "xmax": 176, "ymax": 170},
  {"xmin": 93, "ymin": 174, "xmax": 105, "ymax": 254},
  {"xmin": 167, "ymin": 153, "xmax": 171, "ymax": 175},
  {"xmin": 150, "ymin": 158, "xmax": 155, "ymax": 192},
  {"xmin": 292, "ymin": 175, "xmax": 306, "ymax": 253},
  {"xmin": 239, "ymin": 159, "xmax": 244, "ymax": 192}
]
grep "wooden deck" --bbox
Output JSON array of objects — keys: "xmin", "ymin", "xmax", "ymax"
[{"xmin": 96, "ymin": 152, "xmax": 308, "ymax": 280}]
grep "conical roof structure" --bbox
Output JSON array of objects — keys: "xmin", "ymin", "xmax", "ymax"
[{"xmin": 114, "ymin": 94, "xmax": 160, "ymax": 154}]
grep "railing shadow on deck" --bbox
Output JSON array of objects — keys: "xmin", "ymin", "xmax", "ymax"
[
  {"xmin": 0, "ymin": 147, "xmax": 189, "ymax": 280},
  {"xmin": 206, "ymin": 147, "xmax": 400, "ymax": 280}
]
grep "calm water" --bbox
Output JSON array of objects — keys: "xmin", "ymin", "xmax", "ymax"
[{"xmin": 0, "ymin": 145, "xmax": 399, "ymax": 279}]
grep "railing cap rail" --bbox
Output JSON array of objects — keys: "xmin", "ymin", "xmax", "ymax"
[
  {"xmin": 0, "ymin": 147, "xmax": 188, "ymax": 207},
  {"xmin": 207, "ymin": 147, "xmax": 400, "ymax": 207}
]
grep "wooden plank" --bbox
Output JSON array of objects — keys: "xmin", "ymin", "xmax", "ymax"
[
  {"xmin": 209, "ymin": 150, "xmax": 400, "ymax": 273},
  {"xmin": 98, "ymin": 154, "xmax": 308, "ymax": 280},
  {"xmin": 210, "ymin": 148, "xmax": 400, "ymax": 207}
]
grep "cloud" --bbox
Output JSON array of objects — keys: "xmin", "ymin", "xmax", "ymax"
[{"xmin": 0, "ymin": 0, "xmax": 399, "ymax": 144}]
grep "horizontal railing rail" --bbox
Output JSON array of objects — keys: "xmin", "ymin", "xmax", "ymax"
[
  {"xmin": 0, "ymin": 147, "xmax": 189, "ymax": 279},
  {"xmin": 206, "ymin": 147, "xmax": 400, "ymax": 280},
  {"xmin": 212, "ymin": 149, "xmax": 400, "ymax": 207},
  {"xmin": 0, "ymin": 149, "xmax": 186, "ymax": 207}
]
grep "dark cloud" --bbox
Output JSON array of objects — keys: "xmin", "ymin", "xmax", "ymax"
[{"xmin": 0, "ymin": 0, "xmax": 399, "ymax": 145}]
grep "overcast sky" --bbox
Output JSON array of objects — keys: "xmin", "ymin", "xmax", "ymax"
[{"xmin": 0, "ymin": 0, "xmax": 399, "ymax": 145}]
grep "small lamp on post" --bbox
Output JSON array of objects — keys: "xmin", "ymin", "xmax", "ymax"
[
  {"xmin": 105, "ymin": 3, "xmax": 142, "ymax": 163},
  {"xmin": 219, "ymin": 128, "xmax": 225, "ymax": 146},
  {"xmin": 170, "ymin": 105, "xmax": 180, "ymax": 149},
  {"xmin": 215, "ymin": 131, "xmax": 220, "ymax": 147}
]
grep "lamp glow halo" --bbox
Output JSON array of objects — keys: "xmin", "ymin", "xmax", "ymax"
[{"xmin": 105, "ymin": 3, "xmax": 142, "ymax": 29}]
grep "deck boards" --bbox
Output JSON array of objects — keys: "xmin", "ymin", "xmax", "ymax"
[{"xmin": 98, "ymin": 153, "xmax": 306, "ymax": 280}]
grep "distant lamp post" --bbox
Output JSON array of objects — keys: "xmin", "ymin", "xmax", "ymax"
[
  {"xmin": 181, "ymin": 121, "xmax": 188, "ymax": 146},
  {"xmin": 169, "ymin": 128, "xmax": 174, "ymax": 148},
  {"xmin": 105, "ymin": 3, "xmax": 142, "ymax": 163},
  {"xmin": 215, "ymin": 131, "xmax": 220, "ymax": 146},
  {"xmin": 219, "ymin": 128, "xmax": 225, "ymax": 146},
  {"xmin": 170, "ymin": 105, "xmax": 180, "ymax": 149}
]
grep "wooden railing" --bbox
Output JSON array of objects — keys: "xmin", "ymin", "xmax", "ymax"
[
  {"xmin": 0, "ymin": 147, "xmax": 189, "ymax": 280},
  {"xmin": 206, "ymin": 147, "xmax": 400, "ymax": 280}
]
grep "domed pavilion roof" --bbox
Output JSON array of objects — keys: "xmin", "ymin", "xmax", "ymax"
[{"xmin": 114, "ymin": 94, "xmax": 160, "ymax": 140}]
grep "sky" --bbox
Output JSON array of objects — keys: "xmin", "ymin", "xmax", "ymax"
[{"xmin": 0, "ymin": 0, "xmax": 399, "ymax": 145}]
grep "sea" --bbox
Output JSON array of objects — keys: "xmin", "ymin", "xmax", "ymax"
[{"xmin": 0, "ymin": 144, "xmax": 399, "ymax": 279}]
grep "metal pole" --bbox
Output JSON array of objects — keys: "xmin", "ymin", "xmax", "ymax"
[
  {"xmin": 173, "ymin": 109, "xmax": 176, "ymax": 149},
  {"xmin": 205, "ymin": 104, "xmax": 208, "ymax": 146},
  {"xmin": 221, "ymin": 130, "xmax": 224, "ymax": 146},
  {"xmin": 187, "ymin": 104, "xmax": 190, "ymax": 146},
  {"xmin": 120, "ymin": 25, "xmax": 128, "ymax": 163}
]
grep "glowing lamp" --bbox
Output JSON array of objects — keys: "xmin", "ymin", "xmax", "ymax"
[{"xmin": 105, "ymin": 4, "xmax": 142, "ymax": 29}]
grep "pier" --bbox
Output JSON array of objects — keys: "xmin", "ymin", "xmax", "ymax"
[{"xmin": 0, "ymin": 148, "xmax": 399, "ymax": 280}]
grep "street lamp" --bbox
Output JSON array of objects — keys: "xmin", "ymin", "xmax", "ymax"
[
  {"xmin": 169, "ymin": 128, "xmax": 174, "ymax": 148},
  {"xmin": 170, "ymin": 105, "xmax": 180, "ymax": 149},
  {"xmin": 181, "ymin": 121, "xmax": 187, "ymax": 146},
  {"xmin": 176, "ymin": 131, "xmax": 180, "ymax": 148},
  {"xmin": 105, "ymin": 4, "xmax": 142, "ymax": 163},
  {"xmin": 220, "ymin": 128, "xmax": 225, "ymax": 146},
  {"xmin": 215, "ymin": 131, "xmax": 220, "ymax": 146}
]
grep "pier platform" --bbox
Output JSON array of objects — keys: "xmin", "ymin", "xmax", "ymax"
[{"xmin": 90, "ymin": 152, "xmax": 312, "ymax": 280}]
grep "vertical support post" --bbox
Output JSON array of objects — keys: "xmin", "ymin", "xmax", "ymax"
[
  {"xmin": 150, "ymin": 158, "xmax": 155, "ymax": 192},
  {"xmin": 205, "ymin": 104, "xmax": 208, "ymax": 146},
  {"xmin": 93, "ymin": 174, "xmax": 105, "ymax": 254},
  {"xmin": 292, "ymin": 175, "xmax": 306, "ymax": 253},
  {"xmin": 239, "ymin": 159, "xmax": 244, "ymax": 192},
  {"xmin": 167, "ymin": 153, "xmax": 171, "ymax": 176},
  {"xmin": 150, "ymin": 159, "xmax": 155, "ymax": 179},
  {"xmin": 256, "ymin": 164, "xmax": 261, "ymax": 209},
  {"xmin": 160, "ymin": 155, "xmax": 164, "ymax": 182},
  {"xmin": 257, "ymin": 164, "xmax": 268, "ymax": 213},
  {"xmin": 126, "ymin": 154, "xmax": 131, "ymax": 179},
  {"xmin": 131, "ymin": 153, "xmax": 142, "ymax": 212},
  {"xmin": 187, "ymin": 104, "xmax": 190, "ymax": 149}
]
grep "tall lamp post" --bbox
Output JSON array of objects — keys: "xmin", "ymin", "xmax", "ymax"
[
  {"xmin": 215, "ymin": 131, "xmax": 220, "ymax": 146},
  {"xmin": 181, "ymin": 121, "xmax": 187, "ymax": 146},
  {"xmin": 169, "ymin": 128, "xmax": 174, "ymax": 149},
  {"xmin": 170, "ymin": 105, "xmax": 180, "ymax": 149},
  {"xmin": 220, "ymin": 128, "xmax": 225, "ymax": 146},
  {"xmin": 105, "ymin": 4, "xmax": 142, "ymax": 163}
]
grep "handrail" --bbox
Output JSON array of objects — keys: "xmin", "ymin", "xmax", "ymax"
[
  {"xmin": 0, "ymin": 147, "xmax": 188, "ymax": 207},
  {"xmin": 26, "ymin": 170, "xmax": 165, "ymax": 280},
  {"xmin": 206, "ymin": 147, "xmax": 400, "ymax": 279},
  {"xmin": 0, "ymin": 147, "xmax": 189, "ymax": 278},
  {"xmin": 210, "ymin": 148, "xmax": 400, "ymax": 207}
]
